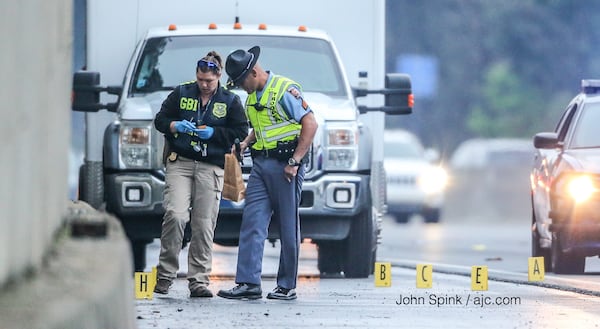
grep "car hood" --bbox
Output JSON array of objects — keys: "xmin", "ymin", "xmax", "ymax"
[
  {"xmin": 384, "ymin": 158, "xmax": 432, "ymax": 175},
  {"xmin": 563, "ymin": 148, "xmax": 600, "ymax": 173}
]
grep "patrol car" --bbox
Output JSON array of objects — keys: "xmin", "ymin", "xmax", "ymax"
[{"xmin": 531, "ymin": 79, "xmax": 600, "ymax": 274}]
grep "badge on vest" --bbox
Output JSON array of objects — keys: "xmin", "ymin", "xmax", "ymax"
[{"xmin": 212, "ymin": 103, "xmax": 227, "ymax": 118}]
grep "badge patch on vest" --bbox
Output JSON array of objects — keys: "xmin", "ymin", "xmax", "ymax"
[{"xmin": 212, "ymin": 102, "xmax": 227, "ymax": 118}]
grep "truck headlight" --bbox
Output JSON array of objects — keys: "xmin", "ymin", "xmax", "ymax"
[
  {"xmin": 324, "ymin": 124, "xmax": 358, "ymax": 170},
  {"xmin": 120, "ymin": 125, "xmax": 151, "ymax": 169}
]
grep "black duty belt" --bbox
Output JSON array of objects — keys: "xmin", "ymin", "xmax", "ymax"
[
  {"xmin": 251, "ymin": 139, "xmax": 298, "ymax": 161},
  {"xmin": 250, "ymin": 148, "xmax": 278, "ymax": 158}
]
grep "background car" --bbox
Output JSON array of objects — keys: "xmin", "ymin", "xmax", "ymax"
[
  {"xmin": 531, "ymin": 79, "xmax": 600, "ymax": 274},
  {"xmin": 384, "ymin": 129, "xmax": 447, "ymax": 223},
  {"xmin": 447, "ymin": 137, "xmax": 533, "ymax": 223}
]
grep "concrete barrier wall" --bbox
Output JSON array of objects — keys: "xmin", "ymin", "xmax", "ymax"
[
  {"xmin": 0, "ymin": 2, "xmax": 136, "ymax": 328},
  {"xmin": 0, "ymin": 0, "xmax": 72, "ymax": 285},
  {"xmin": 0, "ymin": 202, "xmax": 136, "ymax": 329}
]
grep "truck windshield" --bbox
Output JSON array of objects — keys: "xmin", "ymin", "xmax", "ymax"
[{"xmin": 130, "ymin": 35, "xmax": 346, "ymax": 97}]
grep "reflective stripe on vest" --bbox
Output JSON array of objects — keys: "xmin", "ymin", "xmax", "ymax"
[{"xmin": 247, "ymin": 75, "xmax": 302, "ymax": 150}]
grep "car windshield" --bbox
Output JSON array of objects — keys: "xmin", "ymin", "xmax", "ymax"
[
  {"xmin": 570, "ymin": 102, "xmax": 600, "ymax": 148},
  {"xmin": 384, "ymin": 140, "xmax": 423, "ymax": 158},
  {"xmin": 130, "ymin": 35, "xmax": 345, "ymax": 97}
]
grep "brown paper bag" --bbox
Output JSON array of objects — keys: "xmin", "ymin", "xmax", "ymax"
[{"xmin": 222, "ymin": 152, "xmax": 246, "ymax": 202}]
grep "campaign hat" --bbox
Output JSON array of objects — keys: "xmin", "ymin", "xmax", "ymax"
[{"xmin": 225, "ymin": 46, "xmax": 260, "ymax": 86}]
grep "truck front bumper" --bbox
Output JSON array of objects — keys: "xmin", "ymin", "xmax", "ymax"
[
  {"xmin": 104, "ymin": 172, "xmax": 165, "ymax": 241},
  {"xmin": 105, "ymin": 171, "xmax": 371, "ymax": 244},
  {"xmin": 216, "ymin": 173, "xmax": 371, "ymax": 243}
]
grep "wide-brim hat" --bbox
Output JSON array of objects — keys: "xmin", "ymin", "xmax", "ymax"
[{"xmin": 226, "ymin": 46, "xmax": 260, "ymax": 86}]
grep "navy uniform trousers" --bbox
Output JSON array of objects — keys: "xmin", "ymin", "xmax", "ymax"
[{"xmin": 235, "ymin": 156, "xmax": 304, "ymax": 289}]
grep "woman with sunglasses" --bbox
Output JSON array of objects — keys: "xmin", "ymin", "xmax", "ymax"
[{"xmin": 153, "ymin": 51, "xmax": 248, "ymax": 298}]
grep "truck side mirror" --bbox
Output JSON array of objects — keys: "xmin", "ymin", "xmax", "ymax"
[
  {"xmin": 72, "ymin": 71, "xmax": 120, "ymax": 112},
  {"xmin": 384, "ymin": 73, "xmax": 413, "ymax": 115},
  {"xmin": 72, "ymin": 71, "xmax": 101, "ymax": 112}
]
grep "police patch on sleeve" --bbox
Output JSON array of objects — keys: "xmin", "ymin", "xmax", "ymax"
[
  {"xmin": 288, "ymin": 87, "xmax": 309, "ymax": 111},
  {"xmin": 288, "ymin": 87, "xmax": 301, "ymax": 99}
]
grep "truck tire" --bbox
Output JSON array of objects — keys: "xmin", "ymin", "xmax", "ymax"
[
  {"xmin": 342, "ymin": 209, "xmax": 375, "ymax": 278},
  {"xmin": 79, "ymin": 161, "xmax": 104, "ymax": 209},
  {"xmin": 317, "ymin": 241, "xmax": 343, "ymax": 275},
  {"xmin": 131, "ymin": 240, "xmax": 149, "ymax": 272},
  {"xmin": 551, "ymin": 232, "xmax": 585, "ymax": 274}
]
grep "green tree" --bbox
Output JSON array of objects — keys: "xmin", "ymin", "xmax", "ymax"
[
  {"xmin": 468, "ymin": 61, "xmax": 543, "ymax": 137},
  {"xmin": 386, "ymin": 0, "xmax": 600, "ymax": 155}
]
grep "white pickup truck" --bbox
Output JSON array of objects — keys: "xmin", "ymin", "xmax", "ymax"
[{"xmin": 72, "ymin": 3, "xmax": 412, "ymax": 278}]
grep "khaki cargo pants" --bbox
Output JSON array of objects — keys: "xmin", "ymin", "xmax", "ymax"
[{"xmin": 156, "ymin": 156, "xmax": 223, "ymax": 289}]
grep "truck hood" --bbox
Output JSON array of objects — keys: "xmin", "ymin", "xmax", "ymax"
[
  {"xmin": 119, "ymin": 91, "xmax": 171, "ymax": 120},
  {"xmin": 119, "ymin": 91, "xmax": 356, "ymax": 121},
  {"xmin": 303, "ymin": 92, "xmax": 357, "ymax": 121}
]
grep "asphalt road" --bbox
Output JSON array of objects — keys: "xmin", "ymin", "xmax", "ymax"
[
  {"xmin": 136, "ymin": 217, "xmax": 600, "ymax": 328},
  {"xmin": 135, "ymin": 167, "xmax": 600, "ymax": 328},
  {"xmin": 136, "ymin": 251, "xmax": 600, "ymax": 329}
]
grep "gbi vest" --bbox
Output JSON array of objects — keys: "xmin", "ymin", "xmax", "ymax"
[
  {"xmin": 246, "ymin": 75, "xmax": 302, "ymax": 151},
  {"xmin": 167, "ymin": 81, "xmax": 235, "ymax": 165}
]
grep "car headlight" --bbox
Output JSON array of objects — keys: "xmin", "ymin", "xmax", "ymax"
[
  {"xmin": 324, "ymin": 124, "xmax": 359, "ymax": 170},
  {"xmin": 567, "ymin": 175, "xmax": 595, "ymax": 203},
  {"xmin": 120, "ymin": 125, "xmax": 151, "ymax": 169},
  {"xmin": 417, "ymin": 166, "xmax": 448, "ymax": 194}
]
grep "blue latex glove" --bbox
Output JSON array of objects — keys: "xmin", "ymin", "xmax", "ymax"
[
  {"xmin": 174, "ymin": 120, "xmax": 196, "ymax": 134},
  {"xmin": 195, "ymin": 126, "xmax": 214, "ymax": 139}
]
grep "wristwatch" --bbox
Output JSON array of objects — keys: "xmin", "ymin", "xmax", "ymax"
[{"xmin": 287, "ymin": 158, "xmax": 301, "ymax": 167}]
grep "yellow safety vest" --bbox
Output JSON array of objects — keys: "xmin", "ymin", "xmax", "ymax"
[{"xmin": 246, "ymin": 75, "xmax": 302, "ymax": 151}]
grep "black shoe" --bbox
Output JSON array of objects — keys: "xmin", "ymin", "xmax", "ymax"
[
  {"xmin": 154, "ymin": 279, "xmax": 172, "ymax": 294},
  {"xmin": 266, "ymin": 286, "xmax": 297, "ymax": 300},
  {"xmin": 190, "ymin": 285, "xmax": 213, "ymax": 298},
  {"xmin": 217, "ymin": 283, "xmax": 262, "ymax": 300}
]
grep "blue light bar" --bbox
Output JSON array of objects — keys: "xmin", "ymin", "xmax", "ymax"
[{"xmin": 581, "ymin": 79, "xmax": 600, "ymax": 94}]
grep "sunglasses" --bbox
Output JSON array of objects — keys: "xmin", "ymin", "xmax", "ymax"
[{"xmin": 197, "ymin": 60, "xmax": 220, "ymax": 72}]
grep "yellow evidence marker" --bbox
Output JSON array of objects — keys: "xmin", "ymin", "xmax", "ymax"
[
  {"xmin": 135, "ymin": 267, "xmax": 157, "ymax": 299},
  {"xmin": 375, "ymin": 262, "xmax": 392, "ymax": 287},
  {"xmin": 471, "ymin": 266, "xmax": 488, "ymax": 291},
  {"xmin": 416, "ymin": 264, "xmax": 433, "ymax": 288},
  {"xmin": 528, "ymin": 257, "xmax": 545, "ymax": 281}
]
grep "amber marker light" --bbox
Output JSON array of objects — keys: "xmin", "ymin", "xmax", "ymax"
[{"xmin": 168, "ymin": 24, "xmax": 177, "ymax": 31}]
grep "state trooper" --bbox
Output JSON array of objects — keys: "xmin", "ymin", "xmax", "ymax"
[
  {"xmin": 217, "ymin": 46, "xmax": 318, "ymax": 300},
  {"xmin": 153, "ymin": 51, "xmax": 248, "ymax": 298}
]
